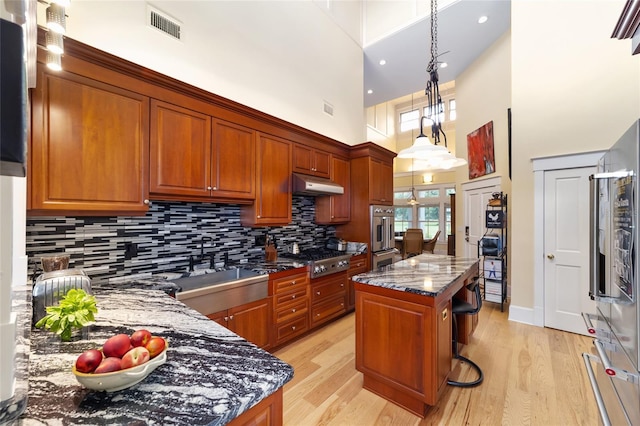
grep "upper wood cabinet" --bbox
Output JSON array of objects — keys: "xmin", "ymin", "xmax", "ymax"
[
  {"xmin": 29, "ymin": 65, "xmax": 150, "ymax": 215},
  {"xmin": 292, "ymin": 144, "xmax": 330, "ymax": 178},
  {"xmin": 315, "ymin": 155, "xmax": 350, "ymax": 224},
  {"xmin": 150, "ymin": 100, "xmax": 255, "ymax": 202},
  {"xmin": 241, "ymin": 134, "xmax": 292, "ymax": 226},
  {"xmin": 370, "ymin": 159, "xmax": 394, "ymax": 204}
]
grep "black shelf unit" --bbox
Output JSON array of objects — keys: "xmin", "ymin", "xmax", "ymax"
[{"xmin": 478, "ymin": 193, "xmax": 507, "ymax": 312}]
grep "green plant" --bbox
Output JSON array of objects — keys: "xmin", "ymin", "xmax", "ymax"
[{"xmin": 35, "ymin": 289, "xmax": 98, "ymax": 341}]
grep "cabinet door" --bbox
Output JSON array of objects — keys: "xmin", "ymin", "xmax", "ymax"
[
  {"xmin": 228, "ymin": 298, "xmax": 271, "ymax": 350},
  {"xmin": 206, "ymin": 310, "xmax": 228, "ymax": 327},
  {"xmin": 150, "ymin": 100, "xmax": 212, "ymax": 198},
  {"xmin": 316, "ymin": 155, "xmax": 350, "ymax": 224},
  {"xmin": 370, "ymin": 159, "xmax": 393, "ymax": 205},
  {"xmin": 241, "ymin": 134, "xmax": 292, "ymax": 226},
  {"xmin": 211, "ymin": 119, "xmax": 255, "ymax": 200},
  {"xmin": 292, "ymin": 145, "xmax": 330, "ymax": 178},
  {"xmin": 30, "ymin": 68, "xmax": 150, "ymax": 214}
]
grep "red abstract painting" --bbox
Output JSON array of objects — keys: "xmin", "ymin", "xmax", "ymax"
[{"xmin": 467, "ymin": 121, "xmax": 495, "ymax": 179}]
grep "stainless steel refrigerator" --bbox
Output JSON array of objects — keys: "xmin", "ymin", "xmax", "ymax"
[{"xmin": 583, "ymin": 119, "xmax": 640, "ymax": 425}]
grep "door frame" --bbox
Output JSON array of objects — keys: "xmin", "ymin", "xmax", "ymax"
[
  {"xmin": 460, "ymin": 176, "xmax": 502, "ymax": 259},
  {"xmin": 531, "ymin": 151, "xmax": 605, "ymax": 327}
]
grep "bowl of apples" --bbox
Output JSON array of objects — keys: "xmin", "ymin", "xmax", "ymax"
[{"xmin": 72, "ymin": 329, "xmax": 168, "ymax": 392}]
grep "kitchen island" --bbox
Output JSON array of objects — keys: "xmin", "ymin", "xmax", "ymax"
[
  {"xmin": 351, "ymin": 254, "xmax": 479, "ymax": 417},
  {"xmin": 18, "ymin": 287, "xmax": 293, "ymax": 425}
]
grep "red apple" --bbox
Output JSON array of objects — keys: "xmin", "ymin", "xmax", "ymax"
[
  {"xmin": 121, "ymin": 347, "xmax": 150, "ymax": 369},
  {"xmin": 75, "ymin": 349, "xmax": 103, "ymax": 373},
  {"xmin": 94, "ymin": 357, "xmax": 122, "ymax": 374},
  {"xmin": 130, "ymin": 329, "xmax": 152, "ymax": 347},
  {"xmin": 102, "ymin": 334, "xmax": 131, "ymax": 358},
  {"xmin": 145, "ymin": 337, "xmax": 166, "ymax": 358}
]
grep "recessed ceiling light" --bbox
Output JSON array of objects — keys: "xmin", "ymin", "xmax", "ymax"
[
  {"xmin": 367, "ymin": 89, "xmax": 373, "ymax": 94},
  {"xmin": 440, "ymin": 62, "xmax": 448, "ymax": 68},
  {"xmin": 478, "ymin": 15, "xmax": 488, "ymax": 24},
  {"xmin": 379, "ymin": 59, "xmax": 386, "ymax": 66}
]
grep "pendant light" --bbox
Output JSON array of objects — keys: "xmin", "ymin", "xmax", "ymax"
[{"xmin": 397, "ymin": 0, "xmax": 467, "ymax": 171}]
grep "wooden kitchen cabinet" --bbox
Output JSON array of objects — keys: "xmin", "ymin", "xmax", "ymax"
[
  {"xmin": 315, "ymin": 155, "xmax": 350, "ymax": 224},
  {"xmin": 270, "ymin": 269, "xmax": 309, "ymax": 348},
  {"xmin": 309, "ymin": 271, "xmax": 347, "ymax": 328},
  {"xmin": 370, "ymin": 158, "xmax": 394, "ymax": 204},
  {"xmin": 206, "ymin": 297, "xmax": 271, "ymax": 350},
  {"xmin": 292, "ymin": 144, "xmax": 330, "ymax": 178},
  {"xmin": 150, "ymin": 100, "xmax": 255, "ymax": 202},
  {"xmin": 241, "ymin": 134, "xmax": 292, "ymax": 226},
  {"xmin": 29, "ymin": 64, "xmax": 150, "ymax": 215},
  {"xmin": 347, "ymin": 253, "xmax": 368, "ymax": 310},
  {"xmin": 355, "ymin": 286, "xmax": 451, "ymax": 416}
]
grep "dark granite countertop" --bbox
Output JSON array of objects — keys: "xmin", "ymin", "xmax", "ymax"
[
  {"xmin": 17, "ymin": 287, "xmax": 294, "ymax": 425},
  {"xmin": 352, "ymin": 254, "xmax": 479, "ymax": 297}
]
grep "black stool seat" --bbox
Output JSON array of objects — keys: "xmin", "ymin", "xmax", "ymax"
[{"xmin": 448, "ymin": 279, "xmax": 484, "ymax": 388}]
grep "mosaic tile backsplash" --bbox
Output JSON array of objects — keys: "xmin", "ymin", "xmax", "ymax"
[{"xmin": 26, "ymin": 196, "xmax": 335, "ymax": 283}]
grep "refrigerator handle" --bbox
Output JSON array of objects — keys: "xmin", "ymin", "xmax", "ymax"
[
  {"xmin": 581, "ymin": 312, "xmax": 612, "ymax": 339},
  {"xmin": 588, "ymin": 174, "xmax": 599, "ymax": 301},
  {"xmin": 594, "ymin": 339, "xmax": 640, "ymax": 383},
  {"xmin": 582, "ymin": 353, "xmax": 612, "ymax": 426}
]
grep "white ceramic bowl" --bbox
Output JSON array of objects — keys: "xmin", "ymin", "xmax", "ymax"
[{"xmin": 72, "ymin": 339, "xmax": 168, "ymax": 392}]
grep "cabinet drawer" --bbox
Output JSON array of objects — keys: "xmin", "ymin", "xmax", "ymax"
[
  {"xmin": 274, "ymin": 299, "xmax": 308, "ymax": 324},
  {"xmin": 348, "ymin": 263, "xmax": 368, "ymax": 277},
  {"xmin": 274, "ymin": 287, "xmax": 307, "ymax": 306},
  {"xmin": 311, "ymin": 278, "xmax": 346, "ymax": 303},
  {"xmin": 310, "ymin": 295, "xmax": 346, "ymax": 328},
  {"xmin": 273, "ymin": 273, "xmax": 308, "ymax": 294},
  {"xmin": 274, "ymin": 315, "xmax": 308, "ymax": 345}
]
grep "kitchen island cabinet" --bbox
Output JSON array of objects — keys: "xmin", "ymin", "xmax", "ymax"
[
  {"xmin": 352, "ymin": 254, "xmax": 479, "ymax": 417},
  {"xmin": 19, "ymin": 287, "xmax": 293, "ymax": 425},
  {"xmin": 29, "ymin": 61, "xmax": 150, "ymax": 215}
]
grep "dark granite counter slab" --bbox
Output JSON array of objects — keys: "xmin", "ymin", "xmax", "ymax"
[
  {"xmin": 18, "ymin": 287, "xmax": 293, "ymax": 425},
  {"xmin": 352, "ymin": 254, "xmax": 479, "ymax": 297}
]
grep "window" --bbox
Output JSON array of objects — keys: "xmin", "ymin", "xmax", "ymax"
[
  {"xmin": 423, "ymin": 102, "xmax": 445, "ymax": 125},
  {"xmin": 399, "ymin": 109, "xmax": 420, "ymax": 132},
  {"xmin": 394, "ymin": 184, "xmax": 455, "ymax": 243},
  {"xmin": 449, "ymin": 99, "xmax": 456, "ymax": 121}
]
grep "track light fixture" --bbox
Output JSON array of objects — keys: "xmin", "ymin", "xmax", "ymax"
[{"xmin": 46, "ymin": 3, "xmax": 66, "ymax": 34}]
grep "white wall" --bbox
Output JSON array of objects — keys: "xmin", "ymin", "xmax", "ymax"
[
  {"xmin": 53, "ymin": 1, "xmax": 365, "ymax": 145},
  {"xmin": 510, "ymin": 0, "xmax": 640, "ymax": 310}
]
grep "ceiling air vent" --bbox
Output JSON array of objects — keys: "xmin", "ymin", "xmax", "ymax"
[
  {"xmin": 323, "ymin": 101, "xmax": 334, "ymax": 117},
  {"xmin": 147, "ymin": 6, "xmax": 182, "ymax": 40}
]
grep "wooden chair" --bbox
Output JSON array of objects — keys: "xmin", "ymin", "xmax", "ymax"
[
  {"xmin": 402, "ymin": 228, "xmax": 424, "ymax": 259},
  {"xmin": 423, "ymin": 230, "xmax": 441, "ymax": 253}
]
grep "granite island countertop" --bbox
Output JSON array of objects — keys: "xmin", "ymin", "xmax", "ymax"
[
  {"xmin": 351, "ymin": 254, "xmax": 479, "ymax": 297},
  {"xmin": 18, "ymin": 287, "xmax": 294, "ymax": 425}
]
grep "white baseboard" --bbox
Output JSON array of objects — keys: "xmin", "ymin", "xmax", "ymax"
[{"xmin": 508, "ymin": 304, "xmax": 538, "ymax": 326}]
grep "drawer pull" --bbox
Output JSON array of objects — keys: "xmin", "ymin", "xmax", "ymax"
[
  {"xmin": 292, "ymin": 308, "xmax": 296, "ymax": 313},
  {"xmin": 442, "ymin": 308, "xmax": 448, "ymax": 321},
  {"xmin": 291, "ymin": 295, "xmax": 296, "ymax": 299},
  {"xmin": 340, "ymin": 283, "xmax": 344, "ymax": 287},
  {"xmin": 316, "ymin": 291, "xmax": 321, "ymax": 296},
  {"xmin": 291, "ymin": 281, "xmax": 296, "ymax": 285},
  {"xmin": 292, "ymin": 326, "xmax": 296, "ymax": 331}
]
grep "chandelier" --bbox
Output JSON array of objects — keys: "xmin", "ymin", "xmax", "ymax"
[{"xmin": 397, "ymin": 0, "xmax": 467, "ymax": 171}]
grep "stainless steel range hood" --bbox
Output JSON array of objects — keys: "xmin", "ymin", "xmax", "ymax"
[{"xmin": 292, "ymin": 173, "xmax": 344, "ymax": 196}]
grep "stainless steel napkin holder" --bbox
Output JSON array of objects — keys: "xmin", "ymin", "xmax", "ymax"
[{"xmin": 32, "ymin": 269, "xmax": 92, "ymax": 324}]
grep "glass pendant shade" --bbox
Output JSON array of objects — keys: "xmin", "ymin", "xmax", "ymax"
[
  {"xmin": 46, "ymin": 4, "xmax": 66, "ymax": 34},
  {"xmin": 46, "ymin": 52, "xmax": 62, "ymax": 71},
  {"xmin": 45, "ymin": 31, "xmax": 64, "ymax": 54}
]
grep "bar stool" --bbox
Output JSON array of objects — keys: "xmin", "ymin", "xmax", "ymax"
[{"xmin": 448, "ymin": 278, "xmax": 484, "ymax": 387}]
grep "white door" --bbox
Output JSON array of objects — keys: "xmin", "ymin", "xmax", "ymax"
[
  {"xmin": 544, "ymin": 167, "xmax": 596, "ymax": 335},
  {"xmin": 462, "ymin": 179, "xmax": 500, "ymax": 259}
]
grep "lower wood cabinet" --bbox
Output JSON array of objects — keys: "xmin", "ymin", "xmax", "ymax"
[
  {"xmin": 207, "ymin": 298, "xmax": 271, "ymax": 350},
  {"xmin": 347, "ymin": 253, "xmax": 368, "ymax": 311},
  {"xmin": 227, "ymin": 387, "xmax": 283, "ymax": 426},
  {"xmin": 309, "ymin": 271, "xmax": 347, "ymax": 328},
  {"xmin": 269, "ymin": 268, "xmax": 309, "ymax": 348}
]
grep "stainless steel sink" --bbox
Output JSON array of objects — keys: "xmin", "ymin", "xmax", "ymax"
[{"xmin": 174, "ymin": 268, "xmax": 268, "ymax": 315}]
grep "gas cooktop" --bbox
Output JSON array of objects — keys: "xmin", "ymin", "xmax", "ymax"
[{"xmin": 281, "ymin": 248, "xmax": 351, "ymax": 278}]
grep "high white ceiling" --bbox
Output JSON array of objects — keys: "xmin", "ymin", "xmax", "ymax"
[{"xmin": 363, "ymin": 0, "xmax": 511, "ymax": 107}]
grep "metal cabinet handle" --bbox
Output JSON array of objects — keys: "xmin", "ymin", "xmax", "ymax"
[
  {"xmin": 292, "ymin": 326, "xmax": 296, "ymax": 331},
  {"xmin": 207, "ymin": 186, "xmax": 213, "ymax": 190},
  {"xmin": 583, "ymin": 353, "xmax": 612, "ymax": 426},
  {"xmin": 291, "ymin": 294, "xmax": 296, "ymax": 299},
  {"xmin": 316, "ymin": 291, "xmax": 321, "ymax": 295},
  {"xmin": 292, "ymin": 281, "xmax": 296, "ymax": 285},
  {"xmin": 213, "ymin": 186, "xmax": 217, "ymax": 190},
  {"xmin": 143, "ymin": 199, "xmax": 150, "ymax": 205},
  {"xmin": 292, "ymin": 308, "xmax": 296, "ymax": 313},
  {"xmin": 547, "ymin": 254, "xmax": 555, "ymax": 260},
  {"xmin": 229, "ymin": 315, "xmax": 233, "ymax": 320}
]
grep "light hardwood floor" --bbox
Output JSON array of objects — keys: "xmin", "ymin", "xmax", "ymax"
[{"xmin": 273, "ymin": 302, "xmax": 599, "ymax": 425}]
